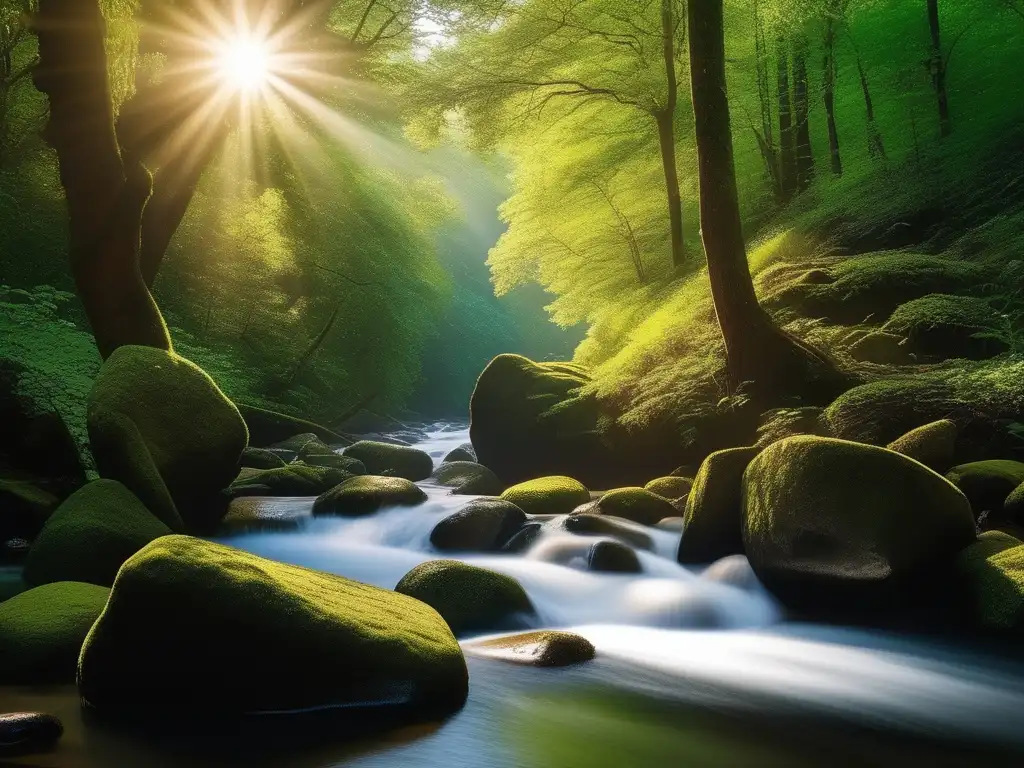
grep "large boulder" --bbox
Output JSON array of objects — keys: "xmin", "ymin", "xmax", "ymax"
[
  {"xmin": 1004, "ymin": 482, "xmax": 1024, "ymax": 523},
  {"xmin": 313, "ymin": 476, "xmax": 427, "ymax": 517},
  {"xmin": 87, "ymin": 346, "xmax": 248, "ymax": 531},
  {"xmin": 677, "ymin": 447, "xmax": 760, "ymax": 565},
  {"xmin": 883, "ymin": 294, "xmax": 1006, "ymax": 361},
  {"xmin": 946, "ymin": 461, "xmax": 1024, "ymax": 522},
  {"xmin": 24, "ymin": 480, "xmax": 171, "ymax": 588},
  {"xmin": 575, "ymin": 487, "xmax": 675, "ymax": 526},
  {"xmin": 0, "ymin": 581, "xmax": 110, "ymax": 683},
  {"xmin": 395, "ymin": 560, "xmax": 534, "ymax": 636},
  {"xmin": 443, "ymin": 443, "xmax": 477, "ymax": 463},
  {"xmin": 887, "ymin": 419, "xmax": 958, "ymax": 472},
  {"xmin": 955, "ymin": 531, "xmax": 1024, "ymax": 633},
  {"xmin": 78, "ymin": 537, "xmax": 468, "ymax": 720},
  {"xmin": 431, "ymin": 462, "xmax": 504, "ymax": 496},
  {"xmin": 429, "ymin": 499, "xmax": 526, "ymax": 552},
  {"xmin": 228, "ymin": 464, "xmax": 356, "ymax": 498},
  {"xmin": 500, "ymin": 476, "xmax": 590, "ymax": 516},
  {"xmin": 743, "ymin": 436, "xmax": 976, "ymax": 616},
  {"xmin": 343, "ymin": 441, "xmax": 433, "ymax": 481}
]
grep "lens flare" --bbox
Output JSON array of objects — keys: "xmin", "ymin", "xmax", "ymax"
[{"xmin": 216, "ymin": 35, "xmax": 272, "ymax": 93}]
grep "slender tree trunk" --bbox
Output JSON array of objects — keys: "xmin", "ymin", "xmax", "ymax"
[
  {"xmin": 754, "ymin": 0, "xmax": 783, "ymax": 201},
  {"xmin": 659, "ymin": 0, "xmax": 685, "ymax": 267},
  {"xmin": 927, "ymin": 0, "xmax": 952, "ymax": 137},
  {"xmin": 777, "ymin": 37, "xmax": 797, "ymax": 202},
  {"xmin": 854, "ymin": 52, "xmax": 886, "ymax": 158},
  {"xmin": 687, "ymin": 0, "xmax": 846, "ymax": 400},
  {"xmin": 793, "ymin": 35, "xmax": 814, "ymax": 191},
  {"xmin": 823, "ymin": 16, "xmax": 842, "ymax": 176}
]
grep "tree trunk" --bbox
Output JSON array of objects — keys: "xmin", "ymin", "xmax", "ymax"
[
  {"xmin": 753, "ymin": 0, "xmax": 783, "ymax": 201},
  {"xmin": 32, "ymin": 0, "xmax": 172, "ymax": 359},
  {"xmin": 793, "ymin": 35, "xmax": 814, "ymax": 192},
  {"xmin": 854, "ymin": 52, "xmax": 886, "ymax": 158},
  {"xmin": 776, "ymin": 37, "xmax": 797, "ymax": 202},
  {"xmin": 927, "ymin": 0, "xmax": 952, "ymax": 137},
  {"xmin": 659, "ymin": 0, "xmax": 685, "ymax": 267},
  {"xmin": 687, "ymin": 0, "xmax": 846, "ymax": 401},
  {"xmin": 823, "ymin": 16, "xmax": 842, "ymax": 175}
]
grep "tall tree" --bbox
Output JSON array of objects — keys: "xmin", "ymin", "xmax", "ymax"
[
  {"xmin": 776, "ymin": 36, "xmax": 797, "ymax": 202},
  {"xmin": 792, "ymin": 33, "xmax": 814, "ymax": 190},
  {"xmin": 822, "ymin": 5, "xmax": 842, "ymax": 175},
  {"xmin": 926, "ymin": 0, "xmax": 952, "ymax": 137}
]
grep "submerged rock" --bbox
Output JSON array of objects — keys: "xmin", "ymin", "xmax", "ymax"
[
  {"xmin": 87, "ymin": 346, "xmax": 248, "ymax": 531},
  {"xmin": 500, "ymin": 476, "xmax": 590, "ymax": 516},
  {"xmin": 644, "ymin": 476, "xmax": 693, "ymax": 500},
  {"xmin": 395, "ymin": 560, "xmax": 534, "ymax": 636},
  {"xmin": 344, "ymin": 441, "xmax": 433, "ymax": 482},
  {"xmin": 587, "ymin": 540, "xmax": 641, "ymax": 573},
  {"xmin": 442, "ymin": 443, "xmax": 477, "ymax": 463},
  {"xmin": 465, "ymin": 630, "xmax": 595, "ymax": 667},
  {"xmin": 562, "ymin": 514, "xmax": 654, "ymax": 551},
  {"xmin": 946, "ymin": 460, "xmax": 1024, "ymax": 522},
  {"xmin": 228, "ymin": 464, "xmax": 355, "ymax": 498},
  {"xmin": 576, "ymin": 487, "xmax": 675, "ymax": 526},
  {"xmin": 956, "ymin": 531, "xmax": 1024, "ymax": 633},
  {"xmin": 240, "ymin": 447, "xmax": 287, "ymax": 470},
  {"xmin": 24, "ymin": 480, "xmax": 171, "ymax": 587},
  {"xmin": 78, "ymin": 537, "xmax": 468, "ymax": 720},
  {"xmin": 429, "ymin": 499, "xmax": 526, "ymax": 552},
  {"xmin": 313, "ymin": 476, "xmax": 427, "ymax": 517},
  {"xmin": 502, "ymin": 521, "xmax": 544, "ymax": 553},
  {"xmin": 0, "ymin": 712, "xmax": 63, "ymax": 756},
  {"xmin": 431, "ymin": 461, "xmax": 504, "ymax": 496},
  {"xmin": 0, "ymin": 581, "xmax": 109, "ymax": 684},
  {"xmin": 700, "ymin": 555, "xmax": 762, "ymax": 592},
  {"xmin": 887, "ymin": 419, "xmax": 958, "ymax": 472},
  {"xmin": 743, "ymin": 436, "xmax": 976, "ymax": 616}
]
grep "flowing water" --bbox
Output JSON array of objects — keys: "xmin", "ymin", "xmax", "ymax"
[{"xmin": 4, "ymin": 423, "xmax": 1024, "ymax": 767}]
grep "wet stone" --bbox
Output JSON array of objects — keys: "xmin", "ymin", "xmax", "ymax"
[{"xmin": 0, "ymin": 712, "xmax": 63, "ymax": 756}]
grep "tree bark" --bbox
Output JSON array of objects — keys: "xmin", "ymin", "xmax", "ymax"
[
  {"xmin": 687, "ymin": 0, "xmax": 846, "ymax": 401},
  {"xmin": 32, "ymin": 0, "xmax": 172, "ymax": 359},
  {"xmin": 776, "ymin": 37, "xmax": 796, "ymax": 202},
  {"xmin": 793, "ymin": 35, "xmax": 814, "ymax": 192},
  {"xmin": 823, "ymin": 16, "xmax": 842, "ymax": 176},
  {"xmin": 658, "ymin": 0, "xmax": 685, "ymax": 268},
  {"xmin": 927, "ymin": 0, "xmax": 952, "ymax": 137},
  {"xmin": 854, "ymin": 52, "xmax": 886, "ymax": 158}
]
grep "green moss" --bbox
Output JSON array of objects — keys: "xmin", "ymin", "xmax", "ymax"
[
  {"xmin": 442, "ymin": 444, "xmax": 477, "ymax": 463},
  {"xmin": 848, "ymin": 331, "xmax": 914, "ymax": 365},
  {"xmin": 296, "ymin": 454, "xmax": 367, "ymax": 474},
  {"xmin": 395, "ymin": 559, "xmax": 534, "ymax": 636},
  {"xmin": 946, "ymin": 461, "xmax": 1024, "ymax": 520},
  {"xmin": 313, "ymin": 476, "xmax": 427, "ymax": 516},
  {"xmin": 883, "ymin": 294, "xmax": 1005, "ymax": 360},
  {"xmin": 742, "ymin": 436, "xmax": 976, "ymax": 614},
  {"xmin": 643, "ymin": 477, "xmax": 693, "ymax": 500},
  {"xmin": 886, "ymin": 419, "xmax": 958, "ymax": 472},
  {"xmin": 240, "ymin": 448, "xmax": 287, "ymax": 470},
  {"xmin": 24, "ymin": 480, "xmax": 171, "ymax": 588},
  {"xmin": 343, "ymin": 441, "xmax": 434, "ymax": 482},
  {"xmin": 677, "ymin": 447, "xmax": 760, "ymax": 565},
  {"xmin": 957, "ymin": 531, "xmax": 1024, "ymax": 631},
  {"xmin": 229, "ymin": 464, "xmax": 356, "ymax": 497},
  {"xmin": 500, "ymin": 476, "xmax": 590, "ymax": 516},
  {"xmin": 0, "ymin": 581, "xmax": 109, "ymax": 684},
  {"xmin": 585, "ymin": 488, "xmax": 676, "ymax": 526},
  {"xmin": 236, "ymin": 404, "xmax": 345, "ymax": 448},
  {"xmin": 431, "ymin": 461, "xmax": 504, "ymax": 496},
  {"xmin": 87, "ymin": 346, "xmax": 249, "ymax": 531},
  {"xmin": 78, "ymin": 536, "xmax": 468, "ymax": 718},
  {"xmin": 1004, "ymin": 481, "xmax": 1024, "ymax": 523}
]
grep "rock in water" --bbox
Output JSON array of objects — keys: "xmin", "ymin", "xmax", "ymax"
[
  {"xmin": 587, "ymin": 540, "xmax": 641, "ymax": 573},
  {"xmin": 229, "ymin": 464, "xmax": 356, "ymax": 498},
  {"xmin": 87, "ymin": 346, "xmax": 248, "ymax": 531},
  {"xmin": 395, "ymin": 560, "xmax": 534, "ymax": 636},
  {"xmin": 644, "ymin": 476, "xmax": 693, "ymax": 500},
  {"xmin": 500, "ymin": 476, "xmax": 590, "ymax": 516},
  {"xmin": 239, "ymin": 447, "xmax": 287, "ymax": 470},
  {"xmin": 442, "ymin": 443, "xmax": 477, "ymax": 463},
  {"xmin": 24, "ymin": 480, "xmax": 170, "ymax": 587},
  {"xmin": 465, "ymin": 631, "xmax": 595, "ymax": 667},
  {"xmin": 946, "ymin": 461, "xmax": 1024, "ymax": 522},
  {"xmin": 431, "ymin": 462, "xmax": 504, "ymax": 496},
  {"xmin": 0, "ymin": 582, "xmax": 110, "ymax": 684},
  {"xmin": 886, "ymin": 419, "xmax": 958, "ymax": 472},
  {"xmin": 743, "ymin": 436, "xmax": 976, "ymax": 617},
  {"xmin": 561, "ymin": 514, "xmax": 654, "ymax": 551},
  {"xmin": 429, "ymin": 499, "xmax": 526, "ymax": 552},
  {"xmin": 575, "ymin": 488, "xmax": 676, "ymax": 526},
  {"xmin": 78, "ymin": 536, "xmax": 468, "ymax": 720},
  {"xmin": 313, "ymin": 476, "xmax": 427, "ymax": 516},
  {"xmin": 343, "ymin": 441, "xmax": 433, "ymax": 481},
  {"xmin": 956, "ymin": 531, "xmax": 1024, "ymax": 633},
  {"xmin": 298, "ymin": 454, "xmax": 366, "ymax": 474},
  {"xmin": 0, "ymin": 712, "xmax": 63, "ymax": 756}
]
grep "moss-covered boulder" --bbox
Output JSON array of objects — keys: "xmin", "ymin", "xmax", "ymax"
[
  {"xmin": 883, "ymin": 294, "xmax": 1006, "ymax": 361},
  {"xmin": 78, "ymin": 537, "xmax": 468, "ymax": 719},
  {"xmin": 743, "ymin": 436, "xmax": 976, "ymax": 615},
  {"xmin": 578, "ymin": 488, "xmax": 676, "ymax": 526},
  {"xmin": 313, "ymin": 476, "xmax": 427, "ymax": 517},
  {"xmin": 237, "ymin": 404, "xmax": 346, "ymax": 448},
  {"xmin": 395, "ymin": 560, "xmax": 534, "ymax": 636},
  {"xmin": 465, "ymin": 630, "xmax": 595, "ymax": 667},
  {"xmin": 946, "ymin": 461, "xmax": 1024, "ymax": 522},
  {"xmin": 24, "ymin": 480, "xmax": 171, "ymax": 588},
  {"xmin": 956, "ymin": 531, "xmax": 1024, "ymax": 632},
  {"xmin": 431, "ymin": 462, "xmax": 504, "ymax": 496},
  {"xmin": 644, "ymin": 476, "xmax": 693, "ymax": 500},
  {"xmin": 500, "ymin": 476, "xmax": 590, "ymax": 516},
  {"xmin": 0, "ymin": 581, "xmax": 109, "ymax": 683},
  {"xmin": 677, "ymin": 447, "xmax": 760, "ymax": 565},
  {"xmin": 240, "ymin": 448, "xmax": 287, "ymax": 470},
  {"xmin": 1004, "ymin": 481, "xmax": 1024, "ymax": 524},
  {"xmin": 0, "ymin": 479, "xmax": 58, "ymax": 542},
  {"xmin": 228, "ymin": 464, "xmax": 355, "ymax": 498},
  {"xmin": 268, "ymin": 432, "xmax": 321, "ymax": 456},
  {"xmin": 443, "ymin": 443, "xmax": 477, "ymax": 463},
  {"xmin": 297, "ymin": 437, "xmax": 334, "ymax": 459},
  {"xmin": 296, "ymin": 453, "xmax": 367, "ymax": 474},
  {"xmin": 429, "ymin": 499, "xmax": 526, "ymax": 552},
  {"xmin": 343, "ymin": 441, "xmax": 433, "ymax": 482},
  {"xmin": 887, "ymin": 419, "xmax": 958, "ymax": 472},
  {"xmin": 87, "ymin": 346, "xmax": 248, "ymax": 531},
  {"xmin": 848, "ymin": 332, "xmax": 915, "ymax": 365}
]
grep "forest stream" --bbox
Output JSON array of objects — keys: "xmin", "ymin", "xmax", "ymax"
[{"xmin": 4, "ymin": 425, "xmax": 1024, "ymax": 768}]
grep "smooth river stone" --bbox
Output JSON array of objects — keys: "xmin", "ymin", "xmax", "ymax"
[
  {"xmin": 464, "ymin": 630, "xmax": 595, "ymax": 667},
  {"xmin": 0, "ymin": 712, "xmax": 63, "ymax": 755}
]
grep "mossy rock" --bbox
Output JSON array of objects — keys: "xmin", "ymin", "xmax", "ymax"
[
  {"xmin": 562, "ymin": 514, "xmax": 654, "ymax": 551},
  {"xmin": 1004, "ymin": 481, "xmax": 1024, "ymax": 524},
  {"xmin": 500, "ymin": 476, "xmax": 590, "ymax": 516},
  {"xmin": 24, "ymin": 480, "xmax": 171, "ymax": 588},
  {"xmin": 343, "ymin": 441, "xmax": 433, "ymax": 482},
  {"xmin": 78, "ymin": 537, "xmax": 468, "ymax": 719},
  {"xmin": 887, "ymin": 419, "xmax": 958, "ymax": 473},
  {"xmin": 313, "ymin": 476, "xmax": 427, "ymax": 517},
  {"xmin": 466, "ymin": 630, "xmax": 595, "ymax": 667},
  {"xmin": 587, "ymin": 540, "xmax": 641, "ymax": 573},
  {"xmin": 240, "ymin": 448, "xmax": 287, "ymax": 470},
  {"xmin": 87, "ymin": 346, "xmax": 248, "ymax": 532},
  {"xmin": 581, "ymin": 487, "xmax": 676, "ymax": 526},
  {"xmin": 755, "ymin": 407, "xmax": 830, "ymax": 449},
  {"xmin": 677, "ymin": 447, "xmax": 760, "ymax": 565},
  {"xmin": 956, "ymin": 531, "xmax": 1024, "ymax": 632},
  {"xmin": 848, "ymin": 332, "xmax": 915, "ymax": 365},
  {"xmin": 742, "ymin": 436, "xmax": 976, "ymax": 616},
  {"xmin": 268, "ymin": 432, "xmax": 321, "ymax": 456},
  {"xmin": 228, "ymin": 464, "xmax": 355, "ymax": 498},
  {"xmin": 429, "ymin": 499, "xmax": 526, "ymax": 552},
  {"xmin": 0, "ymin": 479, "xmax": 59, "ymax": 541},
  {"xmin": 644, "ymin": 477, "xmax": 693, "ymax": 500},
  {"xmin": 431, "ymin": 462, "xmax": 504, "ymax": 496},
  {"xmin": 297, "ymin": 438, "xmax": 334, "ymax": 459},
  {"xmin": 296, "ymin": 454, "xmax": 367, "ymax": 474},
  {"xmin": 237, "ymin": 404, "xmax": 346, "ymax": 448},
  {"xmin": 946, "ymin": 461, "xmax": 1024, "ymax": 522},
  {"xmin": 0, "ymin": 581, "xmax": 109, "ymax": 684},
  {"xmin": 883, "ymin": 294, "xmax": 1006, "ymax": 361},
  {"xmin": 442, "ymin": 444, "xmax": 477, "ymax": 463},
  {"xmin": 395, "ymin": 560, "xmax": 534, "ymax": 636}
]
